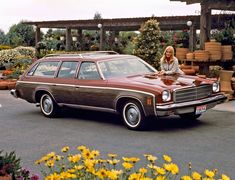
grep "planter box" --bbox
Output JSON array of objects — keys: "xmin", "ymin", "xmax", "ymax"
[{"xmin": 0, "ymin": 79, "xmax": 17, "ymax": 90}]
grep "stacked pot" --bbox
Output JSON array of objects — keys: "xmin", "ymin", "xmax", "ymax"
[{"xmin": 219, "ymin": 70, "xmax": 234, "ymax": 100}]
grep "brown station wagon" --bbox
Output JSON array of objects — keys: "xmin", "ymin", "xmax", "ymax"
[{"xmin": 11, "ymin": 51, "xmax": 227, "ymax": 130}]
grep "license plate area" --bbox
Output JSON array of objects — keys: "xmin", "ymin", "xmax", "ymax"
[{"xmin": 196, "ymin": 105, "xmax": 207, "ymax": 115}]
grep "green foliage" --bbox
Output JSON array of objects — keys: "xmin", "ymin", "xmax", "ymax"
[
  {"xmin": 0, "ymin": 29, "xmax": 8, "ymax": 45},
  {"xmin": 133, "ymin": 19, "xmax": 162, "ymax": 69},
  {"xmin": 93, "ymin": 12, "xmax": 102, "ymax": 19},
  {"xmin": 0, "ymin": 45, "xmax": 12, "ymax": 51},
  {"xmin": 7, "ymin": 22, "xmax": 35, "ymax": 47},
  {"xmin": 0, "ymin": 150, "xmax": 21, "ymax": 178}
]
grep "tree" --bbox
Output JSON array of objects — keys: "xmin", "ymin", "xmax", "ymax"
[
  {"xmin": 6, "ymin": 22, "xmax": 35, "ymax": 47},
  {"xmin": 93, "ymin": 12, "xmax": 102, "ymax": 20},
  {"xmin": 133, "ymin": 19, "xmax": 162, "ymax": 69},
  {"xmin": 0, "ymin": 29, "xmax": 7, "ymax": 44}
]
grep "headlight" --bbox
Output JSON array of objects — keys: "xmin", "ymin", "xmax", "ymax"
[
  {"xmin": 162, "ymin": 90, "xmax": 171, "ymax": 102},
  {"xmin": 212, "ymin": 82, "xmax": 220, "ymax": 92}
]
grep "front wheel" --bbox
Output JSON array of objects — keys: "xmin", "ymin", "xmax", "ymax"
[
  {"xmin": 40, "ymin": 94, "xmax": 59, "ymax": 117},
  {"xmin": 179, "ymin": 113, "xmax": 201, "ymax": 120},
  {"xmin": 122, "ymin": 101, "xmax": 146, "ymax": 130}
]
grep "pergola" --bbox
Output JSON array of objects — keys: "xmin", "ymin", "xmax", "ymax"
[
  {"xmin": 170, "ymin": 0, "xmax": 235, "ymax": 49},
  {"xmin": 24, "ymin": 14, "xmax": 234, "ymax": 51}
]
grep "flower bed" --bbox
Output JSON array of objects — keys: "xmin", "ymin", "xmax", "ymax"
[{"xmin": 35, "ymin": 145, "xmax": 230, "ymax": 180}]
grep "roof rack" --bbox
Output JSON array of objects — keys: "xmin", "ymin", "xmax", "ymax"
[
  {"xmin": 43, "ymin": 54, "xmax": 83, "ymax": 58},
  {"xmin": 43, "ymin": 51, "xmax": 118, "ymax": 58}
]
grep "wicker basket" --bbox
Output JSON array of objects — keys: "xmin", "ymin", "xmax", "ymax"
[
  {"xmin": 205, "ymin": 42, "xmax": 222, "ymax": 61},
  {"xmin": 186, "ymin": 52, "xmax": 194, "ymax": 60},
  {"xmin": 194, "ymin": 50, "xmax": 209, "ymax": 61},
  {"xmin": 176, "ymin": 48, "xmax": 189, "ymax": 60},
  {"xmin": 221, "ymin": 45, "xmax": 233, "ymax": 60}
]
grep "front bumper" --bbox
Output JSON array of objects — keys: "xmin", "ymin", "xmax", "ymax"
[
  {"xmin": 156, "ymin": 94, "xmax": 227, "ymax": 116},
  {"xmin": 10, "ymin": 89, "xmax": 18, "ymax": 98}
]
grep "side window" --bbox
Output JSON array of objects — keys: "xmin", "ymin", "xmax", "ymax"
[
  {"xmin": 78, "ymin": 62, "xmax": 100, "ymax": 80},
  {"xmin": 57, "ymin": 61, "xmax": 78, "ymax": 78},
  {"xmin": 27, "ymin": 63, "xmax": 38, "ymax": 76},
  {"xmin": 33, "ymin": 61, "xmax": 59, "ymax": 77}
]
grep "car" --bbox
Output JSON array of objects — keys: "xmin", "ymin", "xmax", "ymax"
[{"xmin": 11, "ymin": 51, "xmax": 227, "ymax": 130}]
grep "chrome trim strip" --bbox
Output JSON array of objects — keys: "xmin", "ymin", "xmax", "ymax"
[
  {"xmin": 17, "ymin": 80, "xmax": 155, "ymax": 96},
  {"xmin": 156, "ymin": 94, "xmax": 226, "ymax": 111},
  {"xmin": 59, "ymin": 103, "xmax": 117, "ymax": 113}
]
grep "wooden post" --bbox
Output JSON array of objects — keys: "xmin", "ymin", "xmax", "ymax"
[
  {"xmin": 200, "ymin": 2, "xmax": 211, "ymax": 49},
  {"xmin": 66, "ymin": 27, "xmax": 72, "ymax": 51}
]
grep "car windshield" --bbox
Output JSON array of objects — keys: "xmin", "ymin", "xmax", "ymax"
[{"xmin": 98, "ymin": 57, "xmax": 156, "ymax": 78}]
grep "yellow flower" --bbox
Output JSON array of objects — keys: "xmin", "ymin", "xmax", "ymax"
[
  {"xmin": 107, "ymin": 170, "xmax": 122, "ymax": 180},
  {"xmin": 45, "ymin": 159, "xmax": 54, "ymax": 168},
  {"xmin": 222, "ymin": 174, "xmax": 230, "ymax": 180},
  {"xmin": 74, "ymin": 165, "xmax": 84, "ymax": 170},
  {"xmin": 108, "ymin": 154, "xmax": 118, "ymax": 158},
  {"xmin": 163, "ymin": 163, "xmax": 179, "ymax": 174},
  {"xmin": 122, "ymin": 157, "xmax": 131, "ymax": 162},
  {"xmin": 55, "ymin": 155, "xmax": 62, "ymax": 161},
  {"xmin": 68, "ymin": 154, "xmax": 81, "ymax": 163},
  {"xmin": 128, "ymin": 173, "xmax": 141, "ymax": 180},
  {"xmin": 61, "ymin": 146, "xmax": 70, "ymax": 153},
  {"xmin": 107, "ymin": 159, "xmax": 120, "ymax": 165},
  {"xmin": 204, "ymin": 169, "xmax": 215, "ymax": 178},
  {"xmin": 96, "ymin": 168, "xmax": 108, "ymax": 179},
  {"xmin": 130, "ymin": 157, "xmax": 140, "ymax": 163},
  {"xmin": 82, "ymin": 148, "xmax": 94, "ymax": 159},
  {"xmin": 147, "ymin": 155, "xmax": 157, "ymax": 163},
  {"xmin": 122, "ymin": 162, "xmax": 134, "ymax": 170},
  {"xmin": 170, "ymin": 163, "xmax": 179, "ymax": 175},
  {"xmin": 163, "ymin": 155, "xmax": 172, "ymax": 162},
  {"xmin": 91, "ymin": 150, "xmax": 100, "ymax": 157},
  {"xmin": 156, "ymin": 176, "xmax": 166, "ymax": 180},
  {"xmin": 192, "ymin": 171, "xmax": 201, "ymax": 180},
  {"xmin": 156, "ymin": 167, "xmax": 166, "ymax": 175},
  {"xmin": 45, "ymin": 172, "xmax": 60, "ymax": 180},
  {"xmin": 139, "ymin": 167, "xmax": 147, "ymax": 174},
  {"xmin": 181, "ymin": 175, "xmax": 192, "ymax": 180},
  {"xmin": 47, "ymin": 152, "xmax": 56, "ymax": 159},
  {"xmin": 84, "ymin": 159, "xmax": 95, "ymax": 169},
  {"xmin": 77, "ymin": 145, "xmax": 87, "ymax": 152}
]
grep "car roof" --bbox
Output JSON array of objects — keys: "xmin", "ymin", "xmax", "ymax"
[{"xmin": 39, "ymin": 51, "xmax": 136, "ymax": 62}]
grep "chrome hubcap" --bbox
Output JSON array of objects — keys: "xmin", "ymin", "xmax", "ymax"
[
  {"xmin": 42, "ymin": 95, "xmax": 53, "ymax": 114},
  {"xmin": 125, "ymin": 104, "xmax": 140, "ymax": 126}
]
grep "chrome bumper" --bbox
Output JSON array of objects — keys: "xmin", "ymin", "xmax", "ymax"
[
  {"xmin": 156, "ymin": 94, "xmax": 227, "ymax": 116},
  {"xmin": 10, "ymin": 89, "xmax": 18, "ymax": 98}
]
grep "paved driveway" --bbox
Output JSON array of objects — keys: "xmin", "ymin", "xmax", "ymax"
[{"xmin": 1, "ymin": 90, "xmax": 235, "ymax": 178}]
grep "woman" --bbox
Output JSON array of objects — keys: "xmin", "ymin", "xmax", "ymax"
[{"xmin": 159, "ymin": 46, "xmax": 184, "ymax": 75}]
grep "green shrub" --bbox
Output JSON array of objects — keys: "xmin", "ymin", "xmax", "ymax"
[{"xmin": 0, "ymin": 45, "xmax": 12, "ymax": 51}]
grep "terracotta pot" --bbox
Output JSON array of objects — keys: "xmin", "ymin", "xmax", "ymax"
[
  {"xmin": 182, "ymin": 68, "xmax": 196, "ymax": 75},
  {"xmin": 0, "ymin": 175, "xmax": 12, "ymax": 180},
  {"xmin": 219, "ymin": 70, "xmax": 234, "ymax": 81}
]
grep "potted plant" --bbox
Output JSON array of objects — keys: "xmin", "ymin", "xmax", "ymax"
[{"xmin": 0, "ymin": 151, "xmax": 21, "ymax": 180}]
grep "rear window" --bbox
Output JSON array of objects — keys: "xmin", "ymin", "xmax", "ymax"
[{"xmin": 33, "ymin": 61, "xmax": 60, "ymax": 77}]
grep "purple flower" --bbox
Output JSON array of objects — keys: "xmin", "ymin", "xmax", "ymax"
[{"xmin": 30, "ymin": 174, "xmax": 40, "ymax": 180}]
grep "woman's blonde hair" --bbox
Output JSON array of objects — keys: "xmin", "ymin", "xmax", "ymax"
[{"xmin": 161, "ymin": 46, "xmax": 175, "ymax": 63}]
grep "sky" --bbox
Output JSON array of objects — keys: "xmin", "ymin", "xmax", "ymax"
[{"xmin": 0, "ymin": 0, "xmax": 203, "ymax": 33}]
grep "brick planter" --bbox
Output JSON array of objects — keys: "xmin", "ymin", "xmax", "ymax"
[{"xmin": 0, "ymin": 79, "xmax": 17, "ymax": 90}]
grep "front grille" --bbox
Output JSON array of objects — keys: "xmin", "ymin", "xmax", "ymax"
[{"xmin": 173, "ymin": 84, "xmax": 212, "ymax": 103}]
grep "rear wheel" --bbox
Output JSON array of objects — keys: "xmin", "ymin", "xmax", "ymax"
[
  {"xmin": 179, "ymin": 113, "xmax": 201, "ymax": 120},
  {"xmin": 40, "ymin": 94, "xmax": 59, "ymax": 117},
  {"xmin": 122, "ymin": 100, "xmax": 146, "ymax": 130}
]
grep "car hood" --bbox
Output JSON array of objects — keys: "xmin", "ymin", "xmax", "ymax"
[{"xmin": 109, "ymin": 74, "xmax": 209, "ymax": 90}]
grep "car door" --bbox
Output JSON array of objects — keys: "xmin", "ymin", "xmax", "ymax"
[
  {"xmin": 52, "ymin": 61, "xmax": 79, "ymax": 105},
  {"xmin": 74, "ymin": 61, "xmax": 113, "ymax": 109}
]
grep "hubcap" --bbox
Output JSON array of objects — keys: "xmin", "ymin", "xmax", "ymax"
[
  {"xmin": 125, "ymin": 104, "xmax": 140, "ymax": 126},
  {"xmin": 42, "ymin": 95, "xmax": 53, "ymax": 114}
]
